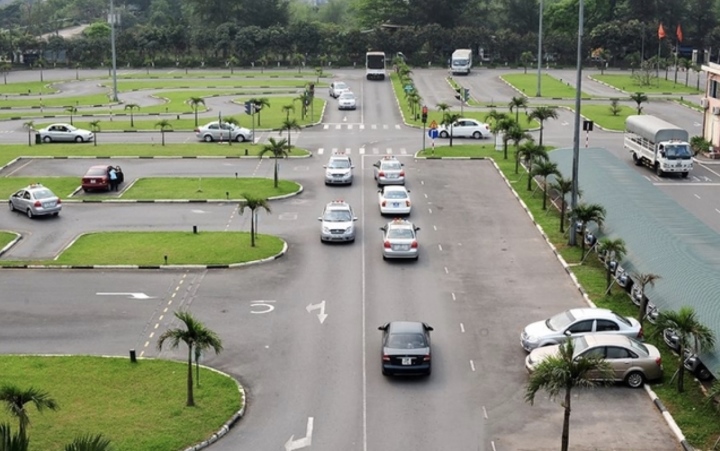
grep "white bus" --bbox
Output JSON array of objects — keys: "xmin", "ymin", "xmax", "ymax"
[{"xmin": 365, "ymin": 51, "xmax": 386, "ymax": 80}]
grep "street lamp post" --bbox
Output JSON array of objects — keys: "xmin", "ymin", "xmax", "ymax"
[
  {"xmin": 568, "ymin": 0, "xmax": 584, "ymax": 246},
  {"xmin": 109, "ymin": 0, "xmax": 119, "ymax": 102},
  {"xmin": 536, "ymin": 0, "xmax": 544, "ymax": 97}
]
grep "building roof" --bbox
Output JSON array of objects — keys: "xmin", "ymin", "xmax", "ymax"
[{"xmin": 549, "ymin": 146, "xmax": 720, "ymax": 376}]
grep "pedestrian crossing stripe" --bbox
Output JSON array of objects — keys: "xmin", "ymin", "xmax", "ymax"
[
  {"xmin": 316, "ymin": 147, "xmax": 407, "ymax": 155},
  {"xmin": 320, "ymin": 124, "xmax": 402, "ymax": 130}
]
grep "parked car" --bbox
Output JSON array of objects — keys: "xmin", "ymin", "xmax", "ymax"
[
  {"xmin": 36, "ymin": 123, "xmax": 94, "ymax": 143},
  {"xmin": 338, "ymin": 92, "xmax": 357, "ymax": 110},
  {"xmin": 380, "ymin": 218, "xmax": 420, "ymax": 260},
  {"xmin": 520, "ymin": 308, "xmax": 643, "ymax": 352},
  {"xmin": 323, "ymin": 154, "xmax": 354, "ymax": 185},
  {"xmin": 81, "ymin": 165, "xmax": 124, "ymax": 192},
  {"xmin": 525, "ymin": 334, "xmax": 663, "ymax": 388},
  {"xmin": 329, "ymin": 81, "xmax": 350, "ymax": 98},
  {"xmin": 373, "ymin": 156, "xmax": 405, "ymax": 185},
  {"xmin": 195, "ymin": 121, "xmax": 252, "ymax": 142},
  {"xmin": 378, "ymin": 185, "xmax": 411, "ymax": 216},
  {"xmin": 318, "ymin": 200, "xmax": 357, "ymax": 243},
  {"xmin": 8, "ymin": 183, "xmax": 62, "ymax": 218},
  {"xmin": 437, "ymin": 118, "xmax": 491, "ymax": 139},
  {"xmin": 379, "ymin": 321, "xmax": 433, "ymax": 376},
  {"xmin": 662, "ymin": 328, "xmax": 715, "ymax": 381}
]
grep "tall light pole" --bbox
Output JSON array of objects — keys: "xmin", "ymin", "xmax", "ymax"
[
  {"xmin": 568, "ymin": 0, "xmax": 584, "ymax": 246},
  {"xmin": 536, "ymin": 0, "xmax": 544, "ymax": 97},
  {"xmin": 109, "ymin": 0, "xmax": 119, "ymax": 102}
]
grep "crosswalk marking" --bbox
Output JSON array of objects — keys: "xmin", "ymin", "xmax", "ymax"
[
  {"xmin": 395, "ymin": 125, "xmax": 401, "ymax": 130},
  {"xmin": 348, "ymin": 124, "xmax": 353, "ymax": 130},
  {"xmin": 313, "ymin": 147, "xmax": 409, "ymax": 156},
  {"xmin": 371, "ymin": 125, "xmax": 377, "ymax": 130},
  {"xmin": 359, "ymin": 148, "xmax": 365, "ymax": 154},
  {"xmin": 383, "ymin": 125, "xmax": 389, "ymax": 130},
  {"xmin": 323, "ymin": 124, "xmax": 329, "ymax": 130},
  {"xmin": 318, "ymin": 148, "xmax": 324, "ymax": 155},
  {"xmin": 335, "ymin": 124, "xmax": 341, "ymax": 130},
  {"xmin": 345, "ymin": 147, "xmax": 351, "ymax": 154},
  {"xmin": 359, "ymin": 125, "xmax": 365, "ymax": 130}
]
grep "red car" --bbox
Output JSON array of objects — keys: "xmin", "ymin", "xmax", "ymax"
[{"xmin": 81, "ymin": 165, "xmax": 123, "ymax": 192}]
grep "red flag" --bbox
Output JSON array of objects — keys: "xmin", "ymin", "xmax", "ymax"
[
  {"xmin": 676, "ymin": 24, "xmax": 683, "ymax": 42},
  {"xmin": 658, "ymin": 23, "xmax": 666, "ymax": 39}
]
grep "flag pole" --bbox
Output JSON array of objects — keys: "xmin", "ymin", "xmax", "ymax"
[
  {"xmin": 657, "ymin": 37, "xmax": 661, "ymax": 87},
  {"xmin": 674, "ymin": 39, "xmax": 679, "ymax": 85}
]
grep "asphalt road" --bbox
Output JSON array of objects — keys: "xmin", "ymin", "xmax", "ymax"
[{"xmin": 0, "ymin": 68, "xmax": 686, "ymax": 450}]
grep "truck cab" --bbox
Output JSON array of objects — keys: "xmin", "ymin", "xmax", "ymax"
[{"xmin": 624, "ymin": 115, "xmax": 693, "ymax": 178}]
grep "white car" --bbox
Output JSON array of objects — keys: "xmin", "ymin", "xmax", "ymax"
[
  {"xmin": 373, "ymin": 156, "xmax": 405, "ymax": 185},
  {"xmin": 195, "ymin": 121, "xmax": 253, "ymax": 142},
  {"xmin": 329, "ymin": 81, "xmax": 350, "ymax": 98},
  {"xmin": 324, "ymin": 154, "xmax": 354, "ymax": 185},
  {"xmin": 36, "ymin": 123, "xmax": 94, "ymax": 143},
  {"xmin": 438, "ymin": 118, "xmax": 491, "ymax": 139},
  {"xmin": 338, "ymin": 92, "xmax": 357, "ymax": 110},
  {"xmin": 378, "ymin": 185, "xmax": 411, "ymax": 216},
  {"xmin": 318, "ymin": 200, "xmax": 357, "ymax": 243},
  {"xmin": 380, "ymin": 219, "xmax": 420, "ymax": 260}
]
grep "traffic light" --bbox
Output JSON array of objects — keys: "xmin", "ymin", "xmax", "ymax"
[
  {"xmin": 244, "ymin": 101, "xmax": 253, "ymax": 115},
  {"xmin": 421, "ymin": 105, "xmax": 428, "ymax": 124},
  {"xmin": 463, "ymin": 88, "xmax": 470, "ymax": 102},
  {"xmin": 308, "ymin": 83, "xmax": 315, "ymax": 97}
]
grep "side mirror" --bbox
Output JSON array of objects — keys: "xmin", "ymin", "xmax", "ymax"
[
  {"xmin": 351, "ymin": 166, "xmax": 355, "ymax": 169},
  {"xmin": 406, "ymin": 189, "xmax": 411, "ymax": 193},
  {"xmin": 423, "ymin": 323, "xmax": 433, "ymax": 331},
  {"xmin": 380, "ymin": 226, "xmax": 387, "ymax": 231},
  {"xmin": 564, "ymin": 330, "xmax": 572, "ymax": 337},
  {"xmin": 318, "ymin": 217, "xmax": 322, "ymax": 221},
  {"xmin": 378, "ymin": 323, "xmax": 388, "ymax": 331},
  {"xmin": 322, "ymin": 165, "xmax": 327, "ymax": 168},
  {"xmin": 415, "ymin": 227, "xmax": 421, "ymax": 231},
  {"xmin": 353, "ymin": 217, "xmax": 358, "ymax": 221}
]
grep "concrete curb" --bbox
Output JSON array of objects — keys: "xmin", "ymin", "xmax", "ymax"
[
  {"xmin": 644, "ymin": 385, "xmax": 694, "ymax": 451},
  {"xmin": 0, "ymin": 231, "xmax": 22, "ymax": 257}
]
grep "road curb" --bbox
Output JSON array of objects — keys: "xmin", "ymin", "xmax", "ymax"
[
  {"xmin": 0, "ymin": 231, "xmax": 22, "ymax": 257},
  {"xmin": 644, "ymin": 385, "xmax": 694, "ymax": 451}
]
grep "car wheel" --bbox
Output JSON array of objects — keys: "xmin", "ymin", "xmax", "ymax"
[
  {"xmin": 26, "ymin": 209, "xmax": 34, "ymax": 219},
  {"xmin": 696, "ymin": 366, "xmax": 713, "ymax": 381},
  {"xmin": 632, "ymin": 153, "xmax": 642, "ymax": 166},
  {"xmin": 426, "ymin": 366, "xmax": 432, "ymax": 376},
  {"xmin": 472, "ymin": 131, "xmax": 483, "ymax": 139},
  {"xmin": 382, "ymin": 367, "xmax": 390, "ymax": 376},
  {"xmin": 681, "ymin": 172, "xmax": 689, "ymax": 178},
  {"xmin": 8, "ymin": 201, "xmax": 15, "ymax": 212},
  {"xmin": 439, "ymin": 131, "xmax": 449, "ymax": 138},
  {"xmin": 52, "ymin": 212, "xmax": 59, "ymax": 216},
  {"xmin": 655, "ymin": 164, "xmax": 664, "ymax": 177},
  {"xmin": 75, "ymin": 136, "xmax": 83, "ymax": 143},
  {"xmin": 203, "ymin": 135, "xmax": 214, "ymax": 142},
  {"xmin": 625, "ymin": 371, "xmax": 645, "ymax": 388},
  {"xmin": 382, "ymin": 255, "xmax": 387, "ymax": 261},
  {"xmin": 236, "ymin": 135, "xmax": 245, "ymax": 142},
  {"xmin": 42, "ymin": 136, "xmax": 52, "ymax": 143},
  {"xmin": 82, "ymin": 188, "xmax": 88, "ymax": 192}
]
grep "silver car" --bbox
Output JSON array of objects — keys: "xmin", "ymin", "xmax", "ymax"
[
  {"xmin": 380, "ymin": 219, "xmax": 420, "ymax": 260},
  {"xmin": 373, "ymin": 156, "xmax": 405, "ymax": 185},
  {"xmin": 324, "ymin": 154, "xmax": 354, "ymax": 185},
  {"xmin": 195, "ymin": 121, "xmax": 253, "ymax": 142},
  {"xmin": 318, "ymin": 201, "xmax": 357, "ymax": 243},
  {"xmin": 338, "ymin": 92, "xmax": 357, "ymax": 110},
  {"xmin": 8, "ymin": 184, "xmax": 62, "ymax": 218},
  {"xmin": 329, "ymin": 81, "xmax": 350, "ymax": 98},
  {"xmin": 37, "ymin": 123, "xmax": 94, "ymax": 143},
  {"xmin": 520, "ymin": 308, "xmax": 643, "ymax": 352}
]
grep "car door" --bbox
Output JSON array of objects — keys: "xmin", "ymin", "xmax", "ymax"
[
  {"xmin": 55, "ymin": 125, "xmax": 70, "ymax": 142},
  {"xmin": 11, "ymin": 190, "xmax": 25, "ymax": 209},
  {"xmin": 578, "ymin": 346, "xmax": 609, "ymax": 380},
  {"xmin": 564, "ymin": 319, "xmax": 595, "ymax": 339},
  {"xmin": 595, "ymin": 319, "xmax": 621, "ymax": 335},
  {"xmin": 605, "ymin": 346, "xmax": 635, "ymax": 380}
]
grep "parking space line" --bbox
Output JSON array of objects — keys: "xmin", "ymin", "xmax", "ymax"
[
  {"xmin": 470, "ymin": 360, "xmax": 476, "ymax": 372},
  {"xmin": 451, "ymin": 292, "xmax": 456, "ymax": 301},
  {"xmin": 438, "ymin": 244, "xmax": 443, "ymax": 251},
  {"xmin": 460, "ymin": 323, "xmax": 465, "ymax": 333}
]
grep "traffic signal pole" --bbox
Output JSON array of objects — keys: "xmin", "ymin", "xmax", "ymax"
[{"xmin": 421, "ymin": 105, "xmax": 428, "ymax": 152}]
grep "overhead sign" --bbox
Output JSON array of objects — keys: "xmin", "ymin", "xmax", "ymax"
[{"xmin": 429, "ymin": 120, "xmax": 438, "ymax": 129}]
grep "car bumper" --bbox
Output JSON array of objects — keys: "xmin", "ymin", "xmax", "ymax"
[
  {"xmin": 82, "ymin": 182, "xmax": 110, "ymax": 190},
  {"xmin": 382, "ymin": 362, "xmax": 430, "ymax": 375},
  {"xmin": 339, "ymin": 104, "xmax": 356, "ymax": 110},
  {"xmin": 31, "ymin": 205, "xmax": 62, "ymax": 215},
  {"xmin": 325, "ymin": 175, "xmax": 353, "ymax": 185},
  {"xmin": 382, "ymin": 248, "xmax": 418, "ymax": 259},
  {"xmin": 520, "ymin": 336, "xmax": 536, "ymax": 352},
  {"xmin": 380, "ymin": 206, "xmax": 411, "ymax": 215},
  {"xmin": 321, "ymin": 232, "xmax": 355, "ymax": 242},
  {"xmin": 377, "ymin": 177, "xmax": 405, "ymax": 185}
]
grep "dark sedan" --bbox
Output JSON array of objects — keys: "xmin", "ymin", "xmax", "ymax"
[{"xmin": 379, "ymin": 321, "xmax": 433, "ymax": 376}]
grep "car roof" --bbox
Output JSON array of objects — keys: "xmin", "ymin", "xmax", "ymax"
[
  {"xmin": 387, "ymin": 321, "xmax": 426, "ymax": 333},
  {"xmin": 386, "ymin": 218, "xmax": 415, "ymax": 229},
  {"xmin": 583, "ymin": 334, "xmax": 633, "ymax": 347},
  {"xmin": 569, "ymin": 308, "xmax": 616, "ymax": 320},
  {"xmin": 329, "ymin": 154, "xmax": 351, "ymax": 160},
  {"xmin": 382, "ymin": 185, "xmax": 407, "ymax": 192},
  {"xmin": 21, "ymin": 183, "xmax": 55, "ymax": 193},
  {"xmin": 325, "ymin": 200, "xmax": 351, "ymax": 210}
]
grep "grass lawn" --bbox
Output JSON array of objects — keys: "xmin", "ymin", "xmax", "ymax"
[
  {"xmin": 104, "ymin": 79, "xmax": 318, "ymax": 91},
  {"xmin": 0, "ymin": 144, "xmax": 310, "ymax": 167},
  {"xmin": 579, "ymin": 104, "xmax": 636, "ymax": 131},
  {"xmin": 0, "ymin": 177, "xmax": 81, "ymax": 199},
  {"xmin": 0, "ymin": 231, "xmax": 17, "ymax": 248},
  {"xmin": 118, "ymin": 69, "xmax": 328, "ymax": 79},
  {"xmin": 391, "ymin": 73, "xmax": 537, "ymax": 130},
  {"xmin": 0, "ymin": 81, "xmax": 59, "ymax": 95},
  {"xmin": 592, "ymin": 74, "xmax": 702, "ymax": 94},
  {"xmin": 0, "ymin": 93, "xmax": 112, "ymax": 109},
  {"xmin": 501, "ymin": 73, "xmax": 590, "ymax": 98},
  {"xmin": 0, "ymin": 355, "xmax": 242, "ymax": 451},
  {"xmin": 416, "ymin": 142, "xmax": 720, "ymax": 448},
  {"xmin": 418, "ymin": 143, "xmax": 497, "ymax": 158}
]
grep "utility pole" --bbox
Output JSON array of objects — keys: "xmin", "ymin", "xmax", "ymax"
[
  {"xmin": 536, "ymin": 0, "xmax": 544, "ymax": 97},
  {"xmin": 109, "ymin": 0, "xmax": 119, "ymax": 102},
  {"xmin": 569, "ymin": 0, "xmax": 584, "ymax": 247}
]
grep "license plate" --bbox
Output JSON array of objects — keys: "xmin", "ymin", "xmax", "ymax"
[
  {"xmin": 334, "ymin": 174, "xmax": 342, "ymax": 177},
  {"xmin": 402, "ymin": 357, "xmax": 412, "ymax": 365},
  {"xmin": 395, "ymin": 244, "xmax": 409, "ymax": 251},
  {"xmin": 91, "ymin": 179, "xmax": 97, "ymax": 184},
  {"xmin": 393, "ymin": 202, "xmax": 399, "ymax": 207},
  {"xmin": 387, "ymin": 174, "xmax": 397, "ymax": 178}
]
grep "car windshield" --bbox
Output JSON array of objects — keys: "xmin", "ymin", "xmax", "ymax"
[
  {"xmin": 33, "ymin": 189, "xmax": 55, "ymax": 200},
  {"xmin": 627, "ymin": 337, "xmax": 649, "ymax": 356},
  {"xmin": 613, "ymin": 312, "xmax": 632, "ymax": 326},
  {"xmin": 328, "ymin": 159, "xmax": 350, "ymax": 169},
  {"xmin": 664, "ymin": 144, "xmax": 692, "ymax": 159},
  {"xmin": 387, "ymin": 228, "xmax": 414, "ymax": 239},
  {"xmin": 336, "ymin": 83, "xmax": 347, "ymax": 90},
  {"xmin": 340, "ymin": 93, "xmax": 354, "ymax": 99},
  {"xmin": 65, "ymin": 125, "xmax": 78, "ymax": 131},
  {"xmin": 571, "ymin": 336, "xmax": 590, "ymax": 356},
  {"xmin": 546, "ymin": 310, "xmax": 576, "ymax": 331},
  {"xmin": 384, "ymin": 190, "xmax": 407, "ymax": 199},
  {"xmin": 87, "ymin": 167, "xmax": 107, "ymax": 176},
  {"xmin": 324, "ymin": 210, "xmax": 352, "ymax": 222},
  {"xmin": 387, "ymin": 333, "xmax": 427, "ymax": 349},
  {"xmin": 381, "ymin": 161, "xmax": 401, "ymax": 170}
]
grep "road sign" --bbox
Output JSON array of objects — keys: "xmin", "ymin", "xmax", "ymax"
[
  {"xmin": 429, "ymin": 120, "xmax": 438, "ymax": 129},
  {"xmin": 404, "ymin": 84, "xmax": 414, "ymax": 92},
  {"xmin": 428, "ymin": 129, "xmax": 439, "ymax": 139}
]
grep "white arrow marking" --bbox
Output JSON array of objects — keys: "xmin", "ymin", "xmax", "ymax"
[
  {"xmin": 96, "ymin": 292, "xmax": 154, "ymax": 300},
  {"xmin": 305, "ymin": 301, "xmax": 327, "ymax": 324},
  {"xmin": 284, "ymin": 417, "xmax": 314, "ymax": 451}
]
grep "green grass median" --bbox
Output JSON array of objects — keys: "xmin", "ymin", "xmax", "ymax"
[
  {"xmin": 501, "ymin": 73, "xmax": 590, "ymax": 98},
  {"xmin": 0, "ymin": 355, "xmax": 242, "ymax": 451},
  {"xmin": 0, "ymin": 231, "xmax": 17, "ymax": 248},
  {"xmin": 592, "ymin": 74, "xmax": 702, "ymax": 94},
  {"xmin": 579, "ymin": 104, "xmax": 636, "ymax": 131},
  {"xmin": 103, "ymin": 79, "xmax": 316, "ymax": 91},
  {"xmin": 0, "ymin": 81, "xmax": 59, "ymax": 95}
]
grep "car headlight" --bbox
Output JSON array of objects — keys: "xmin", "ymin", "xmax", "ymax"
[
  {"xmin": 525, "ymin": 335, "xmax": 539, "ymax": 343},
  {"xmin": 322, "ymin": 227, "xmax": 330, "ymax": 233}
]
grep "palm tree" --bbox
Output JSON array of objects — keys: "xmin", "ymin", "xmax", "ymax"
[
  {"xmin": 484, "ymin": 109, "xmax": 508, "ymax": 127},
  {"xmin": 528, "ymin": 106, "xmax": 559, "ymax": 149},
  {"xmin": 550, "ymin": 175, "xmax": 574, "ymax": 233},
  {"xmin": 239, "ymin": 194, "xmax": 271, "ymax": 247},
  {"xmin": 23, "ymin": 121, "xmax": 34, "ymax": 147},
  {"xmin": 596, "ymin": 238, "xmax": 627, "ymax": 291},
  {"xmin": 633, "ymin": 272, "xmax": 661, "ymax": 326},
  {"xmin": 294, "ymin": 92, "xmax": 310, "ymax": 119},
  {"xmin": 525, "ymin": 339, "xmax": 614, "ymax": 451},
  {"xmin": 281, "ymin": 104, "xmax": 295, "ymax": 121},
  {"xmin": 124, "ymin": 103, "xmax": 140, "ymax": 128},
  {"xmin": 192, "ymin": 324, "xmax": 223, "ymax": 388},
  {"xmin": 441, "ymin": 112, "xmax": 461, "ymax": 147},
  {"xmin": 259, "ymin": 137, "xmax": 290, "ymax": 188},
  {"xmin": 257, "ymin": 55, "xmax": 269, "ymax": 73},
  {"xmin": 227, "ymin": 56, "xmax": 239, "ymax": 75},
  {"xmin": 65, "ymin": 106, "xmax": 77, "ymax": 125},
  {"xmin": 679, "ymin": 58, "xmax": 693, "ymax": 87},
  {"xmin": 630, "ymin": 92, "xmax": 648, "ymax": 115},
  {"xmin": 569, "ymin": 203, "xmax": 606, "ymax": 252},
  {"xmin": 407, "ymin": 91, "xmax": 421, "ymax": 118},
  {"xmin": 531, "ymin": 160, "xmax": 559, "ymax": 209},
  {"xmin": 157, "ymin": 311, "xmax": 222, "ymax": 406},
  {"xmin": 89, "ymin": 120, "xmax": 100, "ymax": 147},
  {"xmin": 0, "ymin": 423, "xmax": 28, "ymax": 451},
  {"xmin": 280, "ymin": 118, "xmax": 301, "ymax": 151},
  {"xmin": 508, "ymin": 96, "xmax": 528, "ymax": 124},
  {"xmin": 252, "ymin": 97, "xmax": 271, "ymax": 126},
  {"xmin": 436, "ymin": 102, "xmax": 451, "ymax": 115},
  {"xmin": 1, "ymin": 62, "xmax": 11, "ymax": 85},
  {"xmin": 492, "ymin": 117, "xmax": 517, "ymax": 160},
  {"xmin": 188, "ymin": 97, "xmax": 205, "ymax": 127},
  {"xmin": 291, "ymin": 53, "xmax": 304, "ymax": 73},
  {"xmin": 0, "ymin": 385, "xmax": 59, "ymax": 441},
  {"xmin": 653, "ymin": 307, "xmax": 715, "ymax": 393},
  {"xmin": 155, "ymin": 119, "xmax": 173, "ymax": 146},
  {"xmin": 64, "ymin": 433, "xmax": 112, "ymax": 451},
  {"xmin": 512, "ymin": 130, "xmax": 537, "ymax": 176}
]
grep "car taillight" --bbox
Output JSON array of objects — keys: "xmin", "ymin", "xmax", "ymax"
[
  {"xmin": 399, "ymin": 171, "xmax": 405, "ymax": 176},
  {"xmin": 194, "ymin": 128, "xmax": 199, "ymax": 133},
  {"xmin": 383, "ymin": 241, "xmax": 391, "ymax": 248},
  {"xmin": 382, "ymin": 354, "xmax": 390, "ymax": 361},
  {"xmin": 655, "ymin": 357, "xmax": 662, "ymax": 366},
  {"xmin": 411, "ymin": 240, "xmax": 418, "ymax": 248},
  {"xmin": 57, "ymin": 199, "xmax": 61, "ymax": 204},
  {"xmin": 637, "ymin": 328, "xmax": 644, "ymax": 339},
  {"xmin": 423, "ymin": 355, "xmax": 431, "ymax": 362},
  {"xmin": 33, "ymin": 201, "xmax": 41, "ymax": 207},
  {"xmin": 406, "ymin": 200, "xmax": 411, "ymax": 207},
  {"xmin": 381, "ymin": 200, "xmax": 386, "ymax": 206},
  {"xmin": 378, "ymin": 171, "xmax": 385, "ymax": 177}
]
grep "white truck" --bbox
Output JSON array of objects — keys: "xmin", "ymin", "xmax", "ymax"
[
  {"xmin": 450, "ymin": 49, "xmax": 473, "ymax": 75},
  {"xmin": 624, "ymin": 115, "xmax": 693, "ymax": 178}
]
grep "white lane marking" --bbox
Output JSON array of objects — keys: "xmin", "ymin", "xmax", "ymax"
[
  {"xmin": 306, "ymin": 300, "xmax": 327, "ymax": 323},
  {"xmin": 438, "ymin": 244, "xmax": 443, "ymax": 251},
  {"xmin": 424, "ymin": 193, "xmax": 428, "ymax": 198},
  {"xmin": 451, "ymin": 292, "xmax": 456, "ymax": 301},
  {"xmin": 395, "ymin": 125, "xmax": 401, "ymax": 129},
  {"xmin": 421, "ymin": 180, "xmax": 424, "ymax": 185},
  {"xmin": 360, "ymin": 124, "xmax": 365, "ymax": 130},
  {"xmin": 345, "ymin": 147, "xmax": 351, "ymax": 154},
  {"xmin": 372, "ymin": 124, "xmax": 377, "ymax": 130},
  {"xmin": 444, "ymin": 267, "xmax": 449, "ymax": 274},
  {"xmin": 284, "ymin": 417, "xmax": 314, "ymax": 451},
  {"xmin": 335, "ymin": 124, "xmax": 341, "ymax": 130},
  {"xmin": 428, "ymin": 208, "xmax": 433, "ymax": 214},
  {"xmin": 433, "ymin": 225, "xmax": 437, "ymax": 231},
  {"xmin": 694, "ymin": 193, "xmax": 701, "ymax": 199},
  {"xmin": 716, "ymin": 208, "xmax": 720, "ymax": 214},
  {"xmin": 470, "ymin": 360, "xmax": 476, "ymax": 372},
  {"xmin": 460, "ymin": 323, "xmax": 465, "ymax": 333},
  {"xmin": 317, "ymin": 148, "xmax": 324, "ymax": 155},
  {"xmin": 483, "ymin": 406, "xmax": 488, "ymax": 419},
  {"xmin": 323, "ymin": 124, "xmax": 329, "ymax": 130},
  {"xmin": 491, "ymin": 441, "xmax": 497, "ymax": 451}
]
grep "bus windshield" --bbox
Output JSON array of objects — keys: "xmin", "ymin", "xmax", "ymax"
[{"xmin": 366, "ymin": 54, "xmax": 385, "ymax": 70}]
